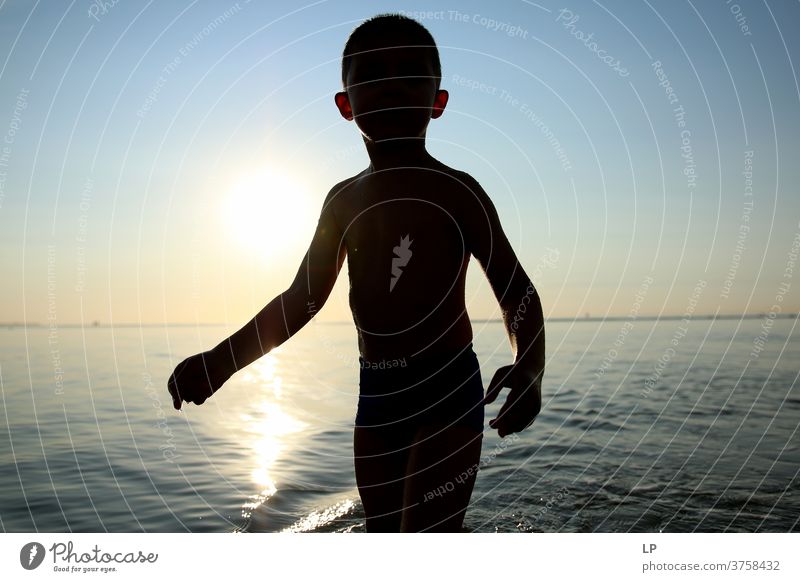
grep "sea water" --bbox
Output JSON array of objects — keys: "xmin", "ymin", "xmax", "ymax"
[{"xmin": 0, "ymin": 317, "xmax": 797, "ymax": 532}]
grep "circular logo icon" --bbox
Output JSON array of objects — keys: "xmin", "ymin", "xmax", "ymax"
[{"xmin": 20, "ymin": 542, "xmax": 46, "ymax": 570}]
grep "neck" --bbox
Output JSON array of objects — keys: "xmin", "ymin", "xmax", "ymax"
[{"xmin": 364, "ymin": 136, "xmax": 432, "ymax": 172}]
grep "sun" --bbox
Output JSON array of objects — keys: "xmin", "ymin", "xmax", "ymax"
[{"xmin": 223, "ymin": 167, "xmax": 314, "ymax": 261}]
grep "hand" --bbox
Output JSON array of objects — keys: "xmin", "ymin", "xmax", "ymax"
[
  {"xmin": 483, "ymin": 364, "xmax": 542, "ymax": 437},
  {"xmin": 167, "ymin": 351, "xmax": 230, "ymax": 410}
]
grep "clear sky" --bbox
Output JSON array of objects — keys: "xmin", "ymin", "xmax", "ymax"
[{"xmin": 1, "ymin": 0, "xmax": 798, "ymax": 325}]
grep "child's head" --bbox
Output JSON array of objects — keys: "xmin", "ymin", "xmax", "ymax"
[
  {"xmin": 340, "ymin": 14, "xmax": 442, "ymax": 90},
  {"xmin": 335, "ymin": 14, "xmax": 449, "ymax": 143}
]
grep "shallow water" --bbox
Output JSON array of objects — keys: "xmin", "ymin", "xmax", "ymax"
[{"xmin": 1, "ymin": 317, "xmax": 797, "ymax": 532}]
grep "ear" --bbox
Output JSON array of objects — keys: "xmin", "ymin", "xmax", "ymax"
[
  {"xmin": 431, "ymin": 89, "xmax": 449, "ymax": 119},
  {"xmin": 334, "ymin": 92, "xmax": 353, "ymax": 121}
]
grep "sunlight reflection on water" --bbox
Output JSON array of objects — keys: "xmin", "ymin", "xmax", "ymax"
[
  {"xmin": 281, "ymin": 498, "xmax": 356, "ymax": 532},
  {"xmin": 239, "ymin": 354, "xmax": 307, "ymax": 519}
]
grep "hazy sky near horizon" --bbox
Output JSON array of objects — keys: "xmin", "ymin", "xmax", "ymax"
[{"xmin": 1, "ymin": 0, "xmax": 798, "ymax": 326}]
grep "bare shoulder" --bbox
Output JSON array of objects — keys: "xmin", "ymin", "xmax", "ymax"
[
  {"xmin": 331, "ymin": 168, "xmax": 369, "ymax": 192},
  {"xmin": 426, "ymin": 162, "xmax": 482, "ymax": 193},
  {"xmin": 317, "ymin": 169, "xmax": 370, "ymax": 230},
  {"xmin": 433, "ymin": 165, "xmax": 495, "ymax": 216},
  {"xmin": 431, "ymin": 166, "xmax": 511, "ymax": 263},
  {"xmin": 324, "ymin": 168, "xmax": 369, "ymax": 209}
]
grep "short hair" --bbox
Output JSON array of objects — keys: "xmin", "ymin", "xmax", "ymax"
[{"xmin": 341, "ymin": 14, "xmax": 442, "ymax": 88}]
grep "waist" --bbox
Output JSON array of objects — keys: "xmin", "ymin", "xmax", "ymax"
[
  {"xmin": 358, "ymin": 343, "xmax": 479, "ymax": 393},
  {"xmin": 358, "ymin": 342, "xmax": 476, "ymax": 372}
]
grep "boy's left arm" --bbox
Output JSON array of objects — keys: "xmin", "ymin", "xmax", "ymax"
[{"xmin": 461, "ymin": 174, "xmax": 545, "ymax": 437}]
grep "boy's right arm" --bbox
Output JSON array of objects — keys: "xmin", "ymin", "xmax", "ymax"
[
  {"xmin": 168, "ymin": 186, "xmax": 347, "ymax": 409},
  {"xmin": 459, "ymin": 172, "xmax": 545, "ymax": 437}
]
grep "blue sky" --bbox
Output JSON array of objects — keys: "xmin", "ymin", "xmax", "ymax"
[{"xmin": 1, "ymin": 0, "xmax": 798, "ymax": 325}]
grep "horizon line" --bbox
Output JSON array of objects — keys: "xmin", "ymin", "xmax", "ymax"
[{"xmin": 4, "ymin": 312, "xmax": 798, "ymax": 328}]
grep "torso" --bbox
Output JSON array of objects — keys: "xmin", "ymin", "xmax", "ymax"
[{"xmin": 331, "ymin": 163, "xmax": 475, "ymax": 361}]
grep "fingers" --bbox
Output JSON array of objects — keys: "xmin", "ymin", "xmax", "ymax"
[
  {"xmin": 492, "ymin": 414, "xmax": 535, "ymax": 438},
  {"xmin": 488, "ymin": 389, "xmax": 538, "ymax": 437},
  {"xmin": 483, "ymin": 365, "xmax": 513, "ymax": 404},
  {"xmin": 167, "ymin": 356, "xmax": 215, "ymax": 410},
  {"xmin": 488, "ymin": 396, "xmax": 512, "ymax": 434},
  {"xmin": 168, "ymin": 360, "xmax": 191, "ymax": 410},
  {"xmin": 167, "ymin": 374, "xmax": 182, "ymax": 410},
  {"xmin": 168, "ymin": 359, "xmax": 192, "ymax": 411}
]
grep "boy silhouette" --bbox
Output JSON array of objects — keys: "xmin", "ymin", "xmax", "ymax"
[{"xmin": 167, "ymin": 14, "xmax": 545, "ymax": 532}]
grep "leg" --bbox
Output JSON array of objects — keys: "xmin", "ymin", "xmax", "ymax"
[
  {"xmin": 400, "ymin": 424, "xmax": 483, "ymax": 532},
  {"xmin": 353, "ymin": 425, "xmax": 412, "ymax": 532}
]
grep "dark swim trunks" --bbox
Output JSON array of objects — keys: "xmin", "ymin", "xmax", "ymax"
[{"xmin": 355, "ymin": 343, "xmax": 485, "ymax": 432}]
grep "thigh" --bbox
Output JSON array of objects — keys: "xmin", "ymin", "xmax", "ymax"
[
  {"xmin": 400, "ymin": 424, "xmax": 483, "ymax": 532},
  {"xmin": 353, "ymin": 425, "xmax": 413, "ymax": 532}
]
